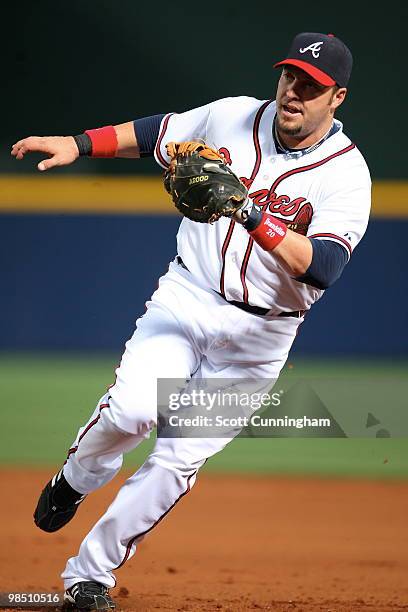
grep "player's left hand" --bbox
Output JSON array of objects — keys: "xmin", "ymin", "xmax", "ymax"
[
  {"xmin": 164, "ymin": 141, "xmax": 248, "ymax": 224},
  {"xmin": 11, "ymin": 135, "xmax": 79, "ymax": 171}
]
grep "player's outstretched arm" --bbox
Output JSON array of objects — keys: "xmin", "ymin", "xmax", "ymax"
[{"xmin": 11, "ymin": 121, "xmax": 140, "ymax": 171}]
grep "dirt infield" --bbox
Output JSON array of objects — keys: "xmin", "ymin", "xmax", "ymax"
[{"xmin": 0, "ymin": 469, "xmax": 407, "ymax": 612}]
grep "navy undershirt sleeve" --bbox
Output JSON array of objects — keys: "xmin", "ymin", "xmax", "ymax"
[
  {"xmin": 295, "ymin": 239, "xmax": 349, "ymax": 290},
  {"xmin": 133, "ymin": 114, "xmax": 166, "ymax": 157}
]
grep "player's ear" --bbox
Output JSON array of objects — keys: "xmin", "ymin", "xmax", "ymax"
[{"xmin": 330, "ymin": 86, "xmax": 347, "ymax": 113}]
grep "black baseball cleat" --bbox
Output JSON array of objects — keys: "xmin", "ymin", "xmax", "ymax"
[
  {"xmin": 63, "ymin": 582, "xmax": 115, "ymax": 611},
  {"xmin": 33, "ymin": 468, "xmax": 87, "ymax": 532}
]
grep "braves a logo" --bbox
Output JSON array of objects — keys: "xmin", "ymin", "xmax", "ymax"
[{"xmin": 299, "ymin": 41, "xmax": 324, "ymax": 58}]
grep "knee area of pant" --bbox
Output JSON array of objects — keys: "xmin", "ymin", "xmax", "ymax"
[
  {"xmin": 104, "ymin": 401, "xmax": 156, "ymax": 437},
  {"xmin": 152, "ymin": 439, "xmax": 209, "ymax": 470},
  {"xmin": 147, "ymin": 452, "xmax": 202, "ymax": 477}
]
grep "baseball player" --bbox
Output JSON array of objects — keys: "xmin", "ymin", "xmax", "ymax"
[{"xmin": 11, "ymin": 32, "xmax": 370, "ymax": 611}]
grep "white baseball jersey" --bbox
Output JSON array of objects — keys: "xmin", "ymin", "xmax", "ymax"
[{"xmin": 154, "ymin": 96, "xmax": 371, "ymax": 313}]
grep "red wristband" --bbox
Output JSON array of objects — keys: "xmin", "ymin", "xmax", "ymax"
[
  {"xmin": 248, "ymin": 213, "xmax": 287, "ymax": 251},
  {"xmin": 85, "ymin": 126, "xmax": 118, "ymax": 158}
]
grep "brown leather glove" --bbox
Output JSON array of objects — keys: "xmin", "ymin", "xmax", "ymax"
[{"xmin": 164, "ymin": 141, "xmax": 248, "ymax": 224}]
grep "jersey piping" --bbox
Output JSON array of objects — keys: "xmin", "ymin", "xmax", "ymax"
[
  {"xmin": 155, "ymin": 113, "xmax": 174, "ymax": 168},
  {"xmin": 115, "ymin": 470, "xmax": 196, "ymax": 570},
  {"xmin": 65, "ymin": 399, "xmax": 111, "ymax": 461},
  {"xmin": 309, "ymin": 232, "xmax": 353, "ymax": 257},
  {"xmin": 219, "ymin": 100, "xmax": 272, "ymax": 296}
]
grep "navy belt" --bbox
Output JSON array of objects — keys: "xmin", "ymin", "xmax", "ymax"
[{"xmin": 175, "ymin": 256, "xmax": 305, "ymax": 319}]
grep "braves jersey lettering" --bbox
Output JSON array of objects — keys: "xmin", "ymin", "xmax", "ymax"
[
  {"xmin": 255, "ymin": 192, "xmax": 306, "ymax": 212},
  {"xmin": 218, "ymin": 147, "xmax": 232, "ymax": 165}
]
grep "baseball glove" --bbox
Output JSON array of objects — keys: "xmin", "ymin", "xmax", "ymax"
[{"xmin": 164, "ymin": 141, "xmax": 248, "ymax": 223}]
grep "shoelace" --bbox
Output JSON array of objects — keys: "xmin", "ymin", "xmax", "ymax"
[{"xmin": 77, "ymin": 582, "xmax": 107, "ymax": 595}]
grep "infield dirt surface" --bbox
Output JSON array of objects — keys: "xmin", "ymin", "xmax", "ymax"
[{"xmin": 0, "ymin": 469, "xmax": 407, "ymax": 612}]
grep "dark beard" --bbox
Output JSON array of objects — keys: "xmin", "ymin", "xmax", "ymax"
[{"xmin": 276, "ymin": 116, "xmax": 302, "ymax": 136}]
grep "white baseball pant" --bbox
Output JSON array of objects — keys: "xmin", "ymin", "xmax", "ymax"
[{"xmin": 61, "ymin": 261, "xmax": 302, "ymax": 588}]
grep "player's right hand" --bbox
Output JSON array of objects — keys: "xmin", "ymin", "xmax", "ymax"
[{"xmin": 11, "ymin": 136, "xmax": 79, "ymax": 172}]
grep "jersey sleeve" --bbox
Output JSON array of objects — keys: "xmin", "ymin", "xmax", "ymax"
[
  {"xmin": 306, "ymin": 154, "xmax": 371, "ymax": 260},
  {"xmin": 153, "ymin": 103, "xmax": 212, "ymax": 169}
]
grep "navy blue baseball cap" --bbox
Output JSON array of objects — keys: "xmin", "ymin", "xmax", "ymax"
[{"xmin": 274, "ymin": 32, "xmax": 353, "ymax": 87}]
